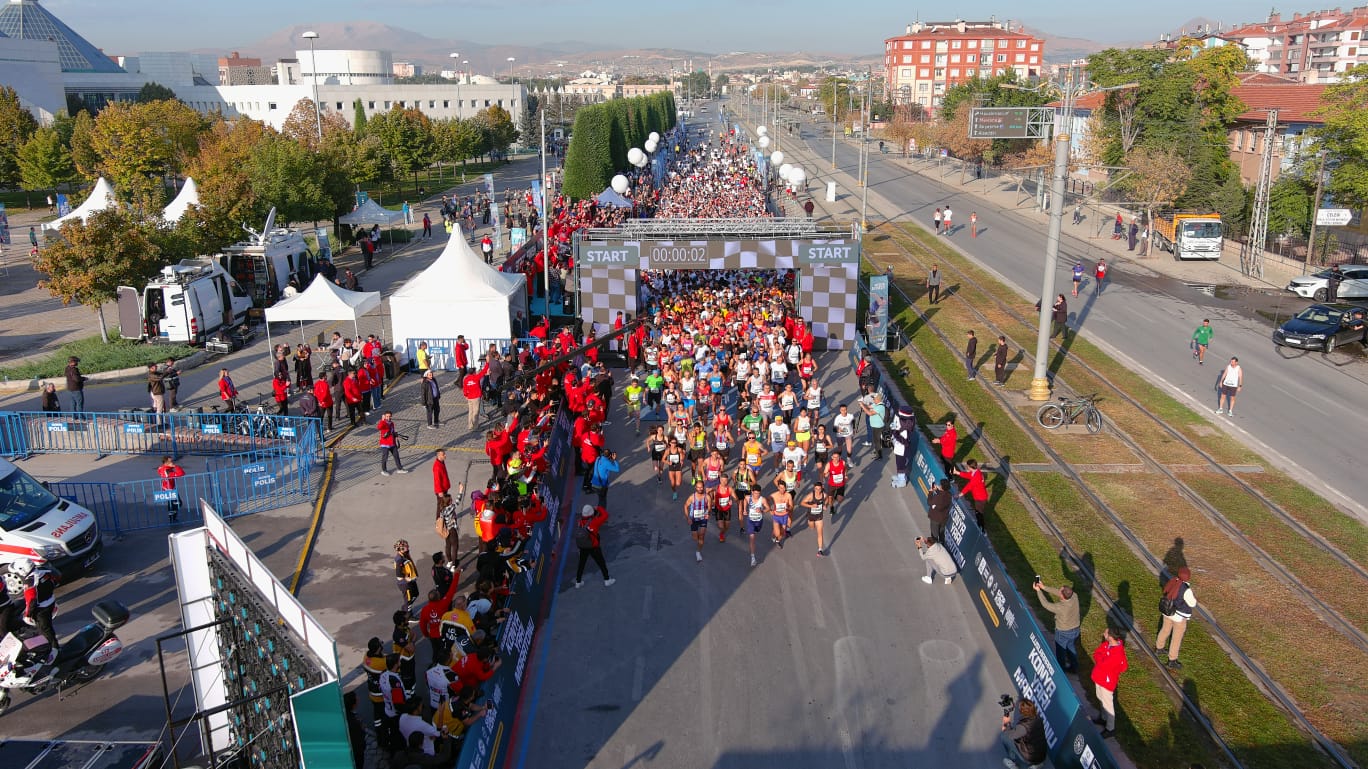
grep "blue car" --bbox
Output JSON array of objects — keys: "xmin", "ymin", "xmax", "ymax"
[{"xmin": 1272, "ymin": 303, "xmax": 1368, "ymax": 353}]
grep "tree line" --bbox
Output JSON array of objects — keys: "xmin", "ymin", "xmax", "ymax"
[{"xmin": 561, "ymin": 91, "xmax": 677, "ymax": 201}]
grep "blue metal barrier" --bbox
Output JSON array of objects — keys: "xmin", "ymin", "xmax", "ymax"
[
  {"xmin": 405, "ymin": 337, "xmax": 469, "ymax": 372},
  {"xmin": 0, "ymin": 410, "xmax": 323, "ymax": 460},
  {"xmin": 47, "ymin": 451, "xmax": 317, "ymax": 536}
]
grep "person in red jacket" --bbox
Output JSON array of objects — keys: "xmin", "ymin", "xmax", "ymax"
[
  {"xmin": 433, "ymin": 449, "xmax": 452, "ymax": 500},
  {"xmin": 343, "ymin": 371, "xmax": 364, "ymax": 426},
  {"xmin": 453, "ymin": 335, "xmax": 470, "ymax": 379},
  {"xmin": 1091, "ymin": 627, "xmax": 1128, "ymax": 738},
  {"xmin": 158, "ymin": 455, "xmax": 186, "ymax": 522},
  {"xmin": 452, "ymin": 648, "xmax": 500, "ymax": 690},
  {"xmin": 932, "ymin": 418, "xmax": 957, "ymax": 476},
  {"xmin": 573, "ymin": 504, "xmax": 614, "ymax": 587},
  {"xmin": 418, "ymin": 570, "xmax": 462, "ymax": 662},
  {"xmin": 218, "ymin": 368, "xmax": 239, "ymax": 412},
  {"xmin": 270, "ymin": 372, "xmax": 290, "ymax": 416},
  {"xmin": 463, "ymin": 367, "xmax": 484, "ymax": 431},
  {"xmin": 356, "ymin": 364, "xmax": 374, "ymax": 416},
  {"xmin": 313, "ymin": 376, "xmax": 334, "ymax": 431},
  {"xmin": 956, "ymin": 458, "xmax": 989, "ymax": 530},
  {"xmin": 377, "ymin": 410, "xmax": 408, "ymax": 476}
]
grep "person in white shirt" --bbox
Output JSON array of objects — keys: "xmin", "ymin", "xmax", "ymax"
[
  {"xmin": 1215, "ymin": 356, "xmax": 1243, "ymax": 416},
  {"xmin": 398, "ymin": 699, "xmax": 442, "ymax": 755}
]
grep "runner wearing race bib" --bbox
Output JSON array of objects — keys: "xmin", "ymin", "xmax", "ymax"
[
  {"xmin": 770, "ymin": 484, "xmax": 794, "ymax": 546},
  {"xmin": 624, "ymin": 376, "xmax": 645, "ymax": 434},
  {"xmin": 800, "ymin": 483, "xmax": 830, "ymax": 556},
  {"xmin": 833, "ymin": 404, "xmax": 856, "ymax": 458},
  {"xmin": 645, "ymin": 370, "xmax": 664, "ymax": 414},
  {"xmin": 666, "ymin": 440, "xmax": 686, "ymax": 500},
  {"xmin": 825, "ymin": 452, "xmax": 848, "ymax": 518},
  {"xmin": 684, "ymin": 481, "xmax": 711, "ymax": 562},
  {"xmin": 743, "ymin": 488, "xmax": 769, "ymax": 567},
  {"xmin": 702, "ymin": 452, "xmax": 725, "ymax": 492},
  {"xmin": 811, "ymin": 426, "xmax": 833, "ymax": 473},
  {"xmin": 688, "ymin": 422, "xmax": 708, "ymax": 476},
  {"xmin": 742, "ymin": 433, "xmax": 765, "ymax": 471},
  {"xmin": 647, "ymin": 426, "xmax": 668, "ymax": 485},
  {"xmin": 768, "ymin": 416, "xmax": 791, "ymax": 470},
  {"xmin": 804, "ymin": 382, "xmax": 823, "ymax": 415},
  {"xmin": 779, "ymin": 385, "xmax": 798, "ymax": 424},
  {"xmin": 711, "ymin": 475, "xmax": 735, "ymax": 542}
]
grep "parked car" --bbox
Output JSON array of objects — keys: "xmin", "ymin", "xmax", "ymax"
[
  {"xmin": 1286, "ymin": 264, "xmax": 1368, "ymax": 301},
  {"xmin": 1272, "ymin": 303, "xmax": 1368, "ymax": 352}
]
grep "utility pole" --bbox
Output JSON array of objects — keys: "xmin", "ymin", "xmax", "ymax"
[{"xmin": 1244, "ymin": 109, "xmax": 1277, "ymax": 279}]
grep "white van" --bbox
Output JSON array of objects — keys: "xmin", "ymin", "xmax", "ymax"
[
  {"xmin": 118, "ymin": 258, "xmax": 253, "ymax": 345},
  {"xmin": 215, "ymin": 209, "xmax": 315, "ymax": 308},
  {"xmin": 0, "ymin": 458, "xmax": 102, "ymax": 594}
]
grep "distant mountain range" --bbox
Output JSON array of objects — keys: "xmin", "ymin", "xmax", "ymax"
[{"xmin": 203, "ymin": 16, "xmax": 1242, "ymax": 78}]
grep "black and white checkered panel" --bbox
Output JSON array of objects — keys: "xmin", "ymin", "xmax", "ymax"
[
  {"xmin": 799, "ymin": 261, "xmax": 857, "ymax": 350},
  {"xmin": 579, "ymin": 263, "xmax": 638, "ymax": 335}
]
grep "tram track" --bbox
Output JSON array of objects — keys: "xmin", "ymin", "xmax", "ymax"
[{"xmin": 863, "ymin": 224, "xmax": 1363, "ymax": 769}]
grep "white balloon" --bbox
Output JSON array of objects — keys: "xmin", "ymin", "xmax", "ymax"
[
  {"xmin": 769, "ymin": 150, "xmax": 785, "ymax": 167},
  {"xmin": 789, "ymin": 167, "xmax": 807, "ymax": 186},
  {"xmin": 758, "ymin": 135, "xmax": 771, "ymax": 149},
  {"xmin": 645, "ymin": 140, "xmax": 658, "ymax": 153},
  {"xmin": 757, "ymin": 126, "xmax": 768, "ymax": 136},
  {"xmin": 779, "ymin": 163, "xmax": 793, "ymax": 180},
  {"xmin": 648, "ymin": 131, "xmax": 660, "ymax": 143},
  {"xmin": 627, "ymin": 147, "xmax": 644, "ymax": 165},
  {"xmin": 611, "ymin": 174, "xmax": 630, "ymax": 194}
]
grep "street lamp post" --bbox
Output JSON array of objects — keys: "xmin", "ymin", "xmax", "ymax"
[
  {"xmin": 1008, "ymin": 76, "xmax": 1138, "ymax": 401},
  {"xmin": 449, "ymin": 52, "xmax": 461, "ymax": 118},
  {"xmin": 507, "ymin": 57, "xmax": 516, "ymax": 84},
  {"xmin": 301, "ymin": 31, "xmax": 322, "ymax": 140}
]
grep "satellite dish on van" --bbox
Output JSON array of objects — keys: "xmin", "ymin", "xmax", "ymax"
[{"xmin": 241, "ymin": 207, "xmax": 279, "ymax": 245}]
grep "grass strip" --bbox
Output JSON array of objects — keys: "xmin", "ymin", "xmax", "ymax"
[{"xmin": 1, "ymin": 334, "xmax": 197, "ymax": 380}]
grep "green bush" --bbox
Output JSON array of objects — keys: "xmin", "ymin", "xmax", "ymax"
[
  {"xmin": 1, "ymin": 335, "xmax": 198, "ymax": 380},
  {"xmin": 560, "ymin": 92, "xmax": 679, "ymax": 201}
]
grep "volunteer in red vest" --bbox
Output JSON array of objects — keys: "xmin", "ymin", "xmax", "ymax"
[
  {"xmin": 313, "ymin": 374, "xmax": 334, "ymax": 431},
  {"xmin": 956, "ymin": 458, "xmax": 989, "ymax": 530},
  {"xmin": 343, "ymin": 370, "xmax": 365, "ymax": 426},
  {"xmin": 377, "ymin": 410, "xmax": 408, "ymax": 476},
  {"xmin": 453, "ymin": 335, "xmax": 470, "ymax": 379},
  {"xmin": 463, "ymin": 367, "xmax": 483, "ymax": 431}
]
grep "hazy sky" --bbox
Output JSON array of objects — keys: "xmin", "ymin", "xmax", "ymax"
[{"xmin": 48, "ymin": 0, "xmax": 1267, "ymax": 54}]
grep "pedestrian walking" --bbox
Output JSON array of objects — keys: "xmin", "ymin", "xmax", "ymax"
[
  {"xmin": 378, "ymin": 410, "xmax": 409, "ymax": 476},
  {"xmin": 158, "ymin": 455, "xmax": 186, "ymax": 522},
  {"xmin": 994, "ymin": 335, "xmax": 1009, "ymax": 386},
  {"xmin": 422, "ymin": 212, "xmax": 432, "ymax": 238},
  {"xmin": 1072, "ymin": 203, "xmax": 1083, "ymax": 226},
  {"xmin": 64, "ymin": 356, "xmax": 87, "ymax": 413},
  {"xmin": 1215, "ymin": 356, "xmax": 1242, "ymax": 416},
  {"xmin": 1155, "ymin": 566, "xmax": 1197, "ymax": 670},
  {"xmin": 29, "ymin": 226, "xmax": 39, "ymax": 251},
  {"xmin": 146, "ymin": 363, "xmax": 167, "ymax": 416},
  {"xmin": 956, "ymin": 458, "xmax": 989, "ymax": 530},
  {"xmin": 1095, "ymin": 259, "xmax": 1107, "ymax": 296},
  {"xmin": 926, "ymin": 264, "xmax": 942, "ymax": 304},
  {"xmin": 1127, "ymin": 219, "xmax": 1138, "ymax": 251},
  {"xmin": 1138, "ymin": 222, "xmax": 1150, "ymax": 256},
  {"xmin": 1072, "ymin": 262, "xmax": 1084, "ymax": 297},
  {"xmin": 46, "ymin": 195, "xmax": 54, "ymax": 214},
  {"xmin": 1191, "ymin": 319, "xmax": 1213, "ymax": 364},
  {"xmin": 1111, "ymin": 213, "xmax": 1123, "ymax": 240},
  {"xmin": 420, "ymin": 370, "xmax": 442, "ymax": 428},
  {"xmin": 942, "ymin": 206, "xmax": 953, "ymax": 235},
  {"xmin": 970, "ymin": 211, "xmax": 978, "ymax": 238},
  {"xmin": 463, "ymin": 368, "xmax": 483, "ymax": 430},
  {"xmin": 964, "ymin": 330, "xmax": 978, "ymax": 380},
  {"xmin": 1090, "ymin": 627, "xmax": 1128, "ymax": 738},
  {"xmin": 933, "ymin": 207, "xmax": 942, "ymax": 233},
  {"xmin": 1033, "ymin": 579, "xmax": 1081, "ymax": 672},
  {"xmin": 573, "ymin": 505, "xmax": 615, "ymax": 587},
  {"xmin": 916, "ymin": 535, "xmax": 958, "ymax": 584}
]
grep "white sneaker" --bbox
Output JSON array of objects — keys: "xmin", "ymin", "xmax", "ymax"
[
  {"xmin": 380, "ymin": 470, "xmax": 392, "ymax": 477},
  {"xmin": 573, "ymin": 580, "xmax": 583, "ymax": 589},
  {"xmin": 921, "ymin": 575, "xmax": 933, "ymax": 584},
  {"xmin": 604, "ymin": 578, "xmax": 616, "ymax": 587},
  {"xmin": 396, "ymin": 468, "xmax": 410, "ymax": 474},
  {"xmin": 696, "ymin": 551, "xmax": 703, "ymax": 562},
  {"xmin": 1214, "ymin": 408, "xmax": 1224, "ymax": 415},
  {"xmin": 750, "ymin": 554, "xmax": 757, "ymax": 567},
  {"xmin": 944, "ymin": 577, "xmax": 954, "ymax": 584}
]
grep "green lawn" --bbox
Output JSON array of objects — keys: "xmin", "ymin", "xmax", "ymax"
[{"xmin": 0, "ymin": 335, "xmax": 196, "ymax": 380}]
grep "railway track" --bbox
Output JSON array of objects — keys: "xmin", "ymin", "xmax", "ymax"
[{"xmin": 864, "ymin": 225, "xmax": 1362, "ymax": 769}]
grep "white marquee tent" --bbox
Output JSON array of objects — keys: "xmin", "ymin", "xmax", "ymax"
[
  {"xmin": 339, "ymin": 199, "xmax": 405, "ymax": 226},
  {"xmin": 161, "ymin": 177, "xmax": 201, "ymax": 225},
  {"xmin": 264, "ymin": 274, "xmax": 383, "ymax": 348},
  {"xmin": 390, "ymin": 226, "xmax": 527, "ymax": 367},
  {"xmin": 43, "ymin": 177, "xmax": 117, "ymax": 231}
]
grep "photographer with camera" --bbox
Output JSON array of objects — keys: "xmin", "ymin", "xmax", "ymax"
[
  {"xmin": 378, "ymin": 410, "xmax": 411, "ymax": 477},
  {"xmin": 588, "ymin": 446, "xmax": 621, "ymax": 508},
  {"xmin": 915, "ymin": 535, "xmax": 959, "ymax": 585},
  {"xmin": 999, "ymin": 696, "xmax": 1049, "ymax": 768}
]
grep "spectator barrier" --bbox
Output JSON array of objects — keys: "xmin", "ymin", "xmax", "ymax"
[
  {"xmin": 456, "ymin": 405, "xmax": 575, "ymax": 768},
  {"xmin": 0, "ymin": 410, "xmax": 323, "ymax": 461},
  {"xmin": 859, "ymin": 338, "xmax": 1118, "ymax": 769}
]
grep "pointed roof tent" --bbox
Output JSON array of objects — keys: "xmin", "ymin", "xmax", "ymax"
[
  {"xmin": 0, "ymin": 0, "xmax": 126, "ymax": 73},
  {"xmin": 391, "ymin": 225, "xmax": 523, "ymax": 301},
  {"xmin": 161, "ymin": 177, "xmax": 200, "ymax": 225},
  {"xmin": 338, "ymin": 198, "xmax": 405, "ymax": 226},
  {"xmin": 43, "ymin": 177, "xmax": 116, "ymax": 231}
]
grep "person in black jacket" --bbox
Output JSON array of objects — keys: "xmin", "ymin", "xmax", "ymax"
[
  {"xmin": 420, "ymin": 370, "xmax": 442, "ymax": 428},
  {"xmin": 927, "ymin": 480, "xmax": 952, "ymax": 543},
  {"xmin": 1001, "ymin": 698, "xmax": 1049, "ymax": 768}
]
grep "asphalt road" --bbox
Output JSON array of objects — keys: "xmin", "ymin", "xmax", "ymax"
[
  {"xmin": 517, "ymin": 360, "xmax": 1020, "ymax": 769},
  {"xmin": 787, "ymin": 114, "xmax": 1368, "ymax": 522}
]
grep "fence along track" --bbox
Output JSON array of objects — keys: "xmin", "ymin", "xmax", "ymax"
[
  {"xmin": 863, "ymin": 238, "xmax": 1360, "ymax": 769},
  {"xmin": 874, "ymin": 224, "xmax": 1368, "ymax": 656}
]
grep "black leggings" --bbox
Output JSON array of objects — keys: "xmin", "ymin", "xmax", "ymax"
[
  {"xmin": 576, "ymin": 547, "xmax": 609, "ymax": 581},
  {"xmin": 30, "ymin": 605, "xmax": 57, "ymax": 650}
]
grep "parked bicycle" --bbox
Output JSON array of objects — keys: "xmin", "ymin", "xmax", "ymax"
[
  {"xmin": 1036, "ymin": 393, "xmax": 1103, "ymax": 433},
  {"xmin": 209, "ymin": 396, "xmax": 275, "ymax": 438}
]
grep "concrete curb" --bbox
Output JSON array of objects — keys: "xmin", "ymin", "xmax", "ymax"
[{"xmin": 0, "ymin": 349, "xmax": 212, "ymax": 396}]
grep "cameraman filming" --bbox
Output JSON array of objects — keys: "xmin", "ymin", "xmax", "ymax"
[{"xmin": 1001, "ymin": 697, "xmax": 1048, "ymax": 769}]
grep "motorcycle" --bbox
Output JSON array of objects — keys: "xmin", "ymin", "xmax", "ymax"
[{"xmin": 0, "ymin": 600, "xmax": 129, "ymax": 715}]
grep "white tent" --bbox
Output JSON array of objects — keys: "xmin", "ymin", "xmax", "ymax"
[
  {"xmin": 390, "ymin": 225, "xmax": 528, "ymax": 366},
  {"xmin": 161, "ymin": 177, "xmax": 201, "ymax": 224},
  {"xmin": 339, "ymin": 199, "xmax": 405, "ymax": 226},
  {"xmin": 264, "ymin": 274, "xmax": 383, "ymax": 348},
  {"xmin": 43, "ymin": 177, "xmax": 116, "ymax": 231},
  {"xmin": 595, "ymin": 187, "xmax": 633, "ymax": 208}
]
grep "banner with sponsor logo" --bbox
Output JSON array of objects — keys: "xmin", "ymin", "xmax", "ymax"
[
  {"xmin": 455, "ymin": 406, "xmax": 574, "ymax": 769},
  {"xmin": 867, "ymin": 273, "xmax": 890, "ymax": 351},
  {"xmin": 905, "ymin": 424, "xmax": 1117, "ymax": 769}
]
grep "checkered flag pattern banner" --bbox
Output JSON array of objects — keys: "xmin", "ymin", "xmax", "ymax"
[
  {"xmin": 800, "ymin": 262, "xmax": 857, "ymax": 350},
  {"xmin": 579, "ymin": 264, "xmax": 638, "ymax": 334}
]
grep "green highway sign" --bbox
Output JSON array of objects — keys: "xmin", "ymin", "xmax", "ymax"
[{"xmin": 969, "ymin": 107, "xmax": 1033, "ymax": 139}]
